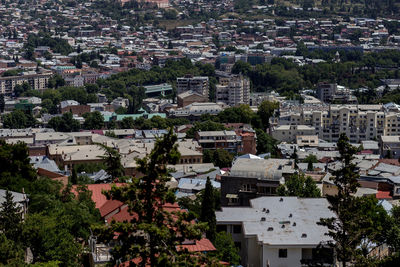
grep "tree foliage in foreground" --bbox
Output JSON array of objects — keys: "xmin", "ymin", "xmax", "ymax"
[
  {"xmin": 98, "ymin": 129, "xmax": 214, "ymax": 266},
  {"xmin": 277, "ymin": 172, "xmax": 321, "ymax": 198}
]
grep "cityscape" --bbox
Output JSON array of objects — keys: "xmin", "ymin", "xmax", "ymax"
[{"xmin": 1, "ymin": 0, "xmax": 400, "ymax": 266}]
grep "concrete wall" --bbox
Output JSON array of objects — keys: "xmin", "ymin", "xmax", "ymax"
[{"xmin": 263, "ymin": 246, "xmax": 302, "ymax": 267}]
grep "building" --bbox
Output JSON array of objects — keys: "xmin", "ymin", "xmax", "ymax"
[
  {"xmin": 177, "ymin": 75, "xmax": 209, "ymax": 98},
  {"xmin": 275, "ymin": 104, "xmax": 400, "ymax": 143},
  {"xmin": 216, "ymin": 197, "xmax": 335, "ymax": 267},
  {"xmin": 271, "ymin": 125, "xmax": 316, "ymax": 143},
  {"xmin": 177, "ymin": 90, "xmax": 208, "ymax": 108},
  {"xmin": 380, "ymin": 136, "xmax": 400, "ymax": 159},
  {"xmin": 316, "ymin": 83, "xmax": 337, "ymax": 103},
  {"xmin": 168, "ymin": 102, "xmax": 225, "ymax": 121},
  {"xmin": 0, "ymin": 71, "xmax": 52, "ymax": 95},
  {"xmin": 216, "ymin": 75, "xmax": 250, "ymax": 106},
  {"xmin": 195, "ymin": 130, "xmax": 242, "ymax": 153},
  {"xmin": 220, "ymin": 158, "xmax": 294, "ymax": 206},
  {"xmin": 143, "ymin": 83, "xmax": 173, "ymax": 97}
]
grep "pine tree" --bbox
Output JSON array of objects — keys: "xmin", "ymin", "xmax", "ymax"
[
  {"xmin": 0, "ymin": 94, "xmax": 5, "ymax": 113},
  {"xmin": 97, "ymin": 143, "xmax": 124, "ymax": 181},
  {"xmin": 70, "ymin": 167, "xmax": 78, "ymax": 185},
  {"xmin": 98, "ymin": 129, "xmax": 210, "ymax": 266},
  {"xmin": 0, "ymin": 191, "xmax": 23, "ymax": 243},
  {"xmin": 318, "ymin": 133, "xmax": 360, "ymax": 267},
  {"xmin": 200, "ymin": 177, "xmax": 216, "ymax": 242}
]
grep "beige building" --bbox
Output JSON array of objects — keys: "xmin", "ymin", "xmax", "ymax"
[
  {"xmin": 177, "ymin": 76, "xmax": 209, "ymax": 98},
  {"xmin": 0, "ymin": 71, "xmax": 52, "ymax": 95},
  {"xmin": 216, "ymin": 75, "xmax": 250, "ymax": 106},
  {"xmin": 276, "ymin": 104, "xmax": 400, "ymax": 143},
  {"xmin": 271, "ymin": 125, "xmax": 316, "ymax": 143}
]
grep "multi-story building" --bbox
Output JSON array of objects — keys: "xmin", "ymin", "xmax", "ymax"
[
  {"xmin": 0, "ymin": 71, "xmax": 52, "ymax": 95},
  {"xmin": 177, "ymin": 75, "xmax": 209, "ymax": 98},
  {"xmin": 168, "ymin": 102, "xmax": 225, "ymax": 121},
  {"xmin": 216, "ymin": 197, "xmax": 335, "ymax": 267},
  {"xmin": 216, "ymin": 75, "xmax": 250, "ymax": 106},
  {"xmin": 195, "ymin": 130, "xmax": 242, "ymax": 153},
  {"xmin": 316, "ymin": 83, "xmax": 337, "ymax": 103},
  {"xmin": 220, "ymin": 158, "xmax": 294, "ymax": 207},
  {"xmin": 273, "ymin": 104, "xmax": 400, "ymax": 143}
]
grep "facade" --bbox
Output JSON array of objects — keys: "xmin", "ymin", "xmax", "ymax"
[
  {"xmin": 168, "ymin": 102, "xmax": 225, "ymax": 121},
  {"xmin": 177, "ymin": 90, "xmax": 208, "ymax": 108},
  {"xmin": 220, "ymin": 158, "xmax": 294, "ymax": 206},
  {"xmin": 195, "ymin": 130, "xmax": 242, "ymax": 153},
  {"xmin": 216, "ymin": 75, "xmax": 250, "ymax": 106},
  {"xmin": 177, "ymin": 76, "xmax": 209, "ymax": 98},
  {"xmin": 271, "ymin": 125, "xmax": 316, "ymax": 143},
  {"xmin": 275, "ymin": 104, "xmax": 400, "ymax": 143},
  {"xmin": 316, "ymin": 83, "xmax": 337, "ymax": 103},
  {"xmin": 0, "ymin": 71, "xmax": 52, "ymax": 95},
  {"xmin": 61, "ymin": 105, "xmax": 90, "ymax": 116},
  {"xmin": 216, "ymin": 197, "xmax": 335, "ymax": 267},
  {"xmin": 380, "ymin": 136, "xmax": 400, "ymax": 159}
]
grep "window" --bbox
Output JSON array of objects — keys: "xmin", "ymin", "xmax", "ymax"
[
  {"xmin": 233, "ymin": 225, "xmax": 242, "ymax": 234},
  {"xmin": 279, "ymin": 249, "xmax": 288, "ymax": 258}
]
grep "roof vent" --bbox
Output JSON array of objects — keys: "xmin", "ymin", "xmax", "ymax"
[
  {"xmin": 289, "ymin": 213, "xmax": 292, "ymax": 217},
  {"xmin": 262, "ymin": 208, "xmax": 266, "ymax": 212},
  {"xmin": 280, "ymin": 197, "xmax": 283, "ymax": 202},
  {"xmin": 267, "ymin": 227, "xmax": 273, "ymax": 231},
  {"xmin": 301, "ymin": 233, "xmax": 307, "ymax": 238},
  {"xmin": 261, "ymin": 217, "xmax": 266, "ymax": 221},
  {"xmin": 293, "ymin": 222, "xmax": 296, "ymax": 226},
  {"xmin": 266, "ymin": 209, "xmax": 270, "ymax": 213},
  {"xmin": 282, "ymin": 224, "xmax": 285, "ymax": 228}
]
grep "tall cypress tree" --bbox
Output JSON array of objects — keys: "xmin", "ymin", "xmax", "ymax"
[
  {"xmin": 0, "ymin": 94, "xmax": 5, "ymax": 113},
  {"xmin": 201, "ymin": 177, "xmax": 216, "ymax": 243},
  {"xmin": 0, "ymin": 191, "xmax": 23, "ymax": 243},
  {"xmin": 318, "ymin": 133, "xmax": 360, "ymax": 267},
  {"xmin": 99, "ymin": 129, "xmax": 211, "ymax": 266}
]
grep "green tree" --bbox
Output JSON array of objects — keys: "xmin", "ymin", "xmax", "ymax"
[
  {"xmin": 70, "ymin": 167, "xmax": 78, "ymax": 185},
  {"xmin": 255, "ymin": 129, "xmax": 278, "ymax": 156},
  {"xmin": 0, "ymin": 140, "xmax": 37, "ymax": 192},
  {"xmin": 83, "ymin": 111, "xmax": 104, "ymax": 130},
  {"xmin": 97, "ymin": 144, "xmax": 124, "ymax": 181},
  {"xmin": 318, "ymin": 133, "xmax": 361, "ymax": 267},
  {"xmin": 211, "ymin": 232, "xmax": 240, "ymax": 265},
  {"xmin": 98, "ymin": 129, "xmax": 210, "ymax": 266},
  {"xmin": 200, "ymin": 177, "xmax": 217, "ymax": 242},
  {"xmin": 2, "ymin": 109, "xmax": 32, "ymax": 129},
  {"xmin": 303, "ymin": 154, "xmax": 318, "ymax": 171},
  {"xmin": 257, "ymin": 100, "xmax": 279, "ymax": 129},
  {"xmin": 0, "ymin": 93, "xmax": 5, "ymax": 112},
  {"xmin": 277, "ymin": 173, "xmax": 321, "ymax": 197},
  {"xmin": 0, "ymin": 191, "xmax": 23, "ymax": 244},
  {"xmin": 47, "ymin": 112, "xmax": 80, "ymax": 132}
]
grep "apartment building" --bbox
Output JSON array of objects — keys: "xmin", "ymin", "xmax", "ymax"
[
  {"xmin": 220, "ymin": 158, "xmax": 294, "ymax": 207},
  {"xmin": 195, "ymin": 130, "xmax": 242, "ymax": 153},
  {"xmin": 177, "ymin": 75, "xmax": 209, "ymax": 98},
  {"xmin": 216, "ymin": 197, "xmax": 335, "ymax": 267},
  {"xmin": 0, "ymin": 71, "xmax": 52, "ymax": 95},
  {"xmin": 216, "ymin": 75, "xmax": 250, "ymax": 106},
  {"xmin": 274, "ymin": 104, "xmax": 400, "ymax": 143}
]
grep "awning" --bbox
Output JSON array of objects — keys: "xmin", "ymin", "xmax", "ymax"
[{"xmin": 226, "ymin": 194, "xmax": 238, "ymax": 199}]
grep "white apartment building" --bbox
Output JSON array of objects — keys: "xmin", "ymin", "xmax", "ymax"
[
  {"xmin": 177, "ymin": 76, "xmax": 209, "ymax": 97},
  {"xmin": 274, "ymin": 104, "xmax": 400, "ymax": 143},
  {"xmin": 216, "ymin": 197, "xmax": 335, "ymax": 267},
  {"xmin": 216, "ymin": 75, "xmax": 250, "ymax": 106}
]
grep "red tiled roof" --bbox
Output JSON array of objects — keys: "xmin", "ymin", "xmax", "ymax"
[
  {"xmin": 376, "ymin": 190, "xmax": 392, "ymax": 200},
  {"xmin": 99, "ymin": 199, "xmax": 124, "ymax": 218},
  {"xmin": 71, "ymin": 183, "xmax": 126, "ymax": 209},
  {"xmin": 179, "ymin": 238, "xmax": 216, "ymax": 252}
]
